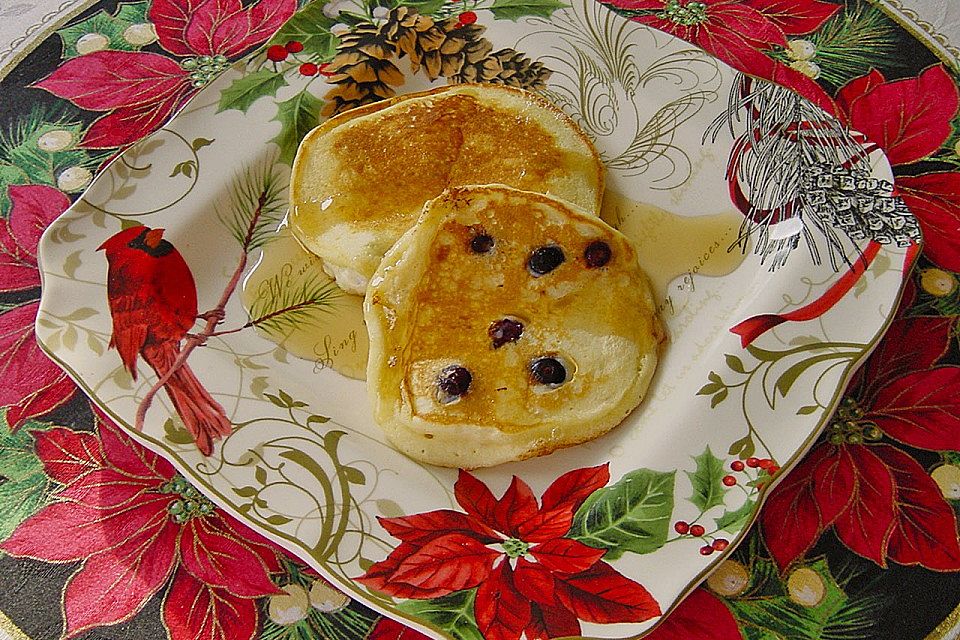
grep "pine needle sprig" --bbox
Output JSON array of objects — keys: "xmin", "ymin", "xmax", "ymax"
[
  {"xmin": 808, "ymin": 2, "xmax": 899, "ymax": 88},
  {"xmin": 246, "ymin": 271, "xmax": 342, "ymax": 338},
  {"xmin": 217, "ymin": 158, "xmax": 287, "ymax": 252}
]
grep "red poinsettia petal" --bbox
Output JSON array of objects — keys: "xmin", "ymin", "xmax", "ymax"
[
  {"xmin": 184, "ymin": 0, "xmax": 246, "ymax": 57},
  {"xmin": 708, "ymin": 4, "xmax": 788, "ymax": 48},
  {"xmin": 379, "ymin": 509, "xmax": 499, "ymax": 545},
  {"xmin": 35, "ymin": 51, "xmax": 187, "ymax": 111},
  {"xmin": 741, "ymin": 0, "xmax": 840, "ymax": 35},
  {"xmin": 516, "ymin": 507, "xmax": 576, "ymax": 544},
  {"xmin": 475, "ymin": 561, "xmax": 532, "ymax": 640},
  {"xmin": 32, "ymin": 427, "xmax": 104, "ymax": 485},
  {"xmin": 81, "ymin": 87, "xmax": 191, "ymax": 149},
  {"xmin": 216, "ymin": 513, "xmax": 283, "ymax": 574},
  {"xmin": 391, "ymin": 533, "xmax": 498, "ymax": 594},
  {"xmin": 57, "ymin": 468, "xmax": 155, "ymax": 509},
  {"xmin": 874, "ymin": 444, "xmax": 960, "ymax": 570},
  {"xmin": 497, "ymin": 476, "xmax": 541, "ymax": 536},
  {"xmin": 513, "ymin": 557, "xmax": 559, "ymax": 606},
  {"xmin": 644, "ymin": 588, "xmax": 741, "ymax": 640},
  {"xmin": 455, "ymin": 470, "xmax": 501, "ymax": 528},
  {"xmin": 898, "ymin": 172, "xmax": 960, "ymax": 272},
  {"xmin": 540, "ymin": 464, "xmax": 610, "ymax": 513},
  {"xmin": 357, "ymin": 542, "xmax": 449, "ymax": 599},
  {"xmin": 556, "ymin": 561, "xmax": 661, "ymax": 623},
  {"xmin": 237, "ymin": 0, "xmax": 298, "ymax": 55},
  {"xmin": 867, "ymin": 367, "xmax": 960, "ymax": 451},
  {"xmin": 0, "ymin": 302, "xmax": 77, "ymax": 430},
  {"xmin": 525, "ymin": 602, "xmax": 581, "ymax": 640},
  {"xmin": 853, "ymin": 316, "xmax": 953, "ymax": 402},
  {"xmin": 849, "ymin": 65, "xmax": 959, "ymax": 166},
  {"xmin": 836, "ymin": 69, "xmax": 886, "ymax": 125},
  {"xmin": 180, "ymin": 516, "xmax": 283, "ymax": 598},
  {"xmin": 530, "ymin": 538, "xmax": 606, "ymax": 576},
  {"xmin": 62, "ymin": 510, "xmax": 178, "ymax": 638},
  {"xmin": 0, "ymin": 185, "xmax": 70, "ymax": 291},
  {"xmin": 95, "ymin": 410, "xmax": 175, "ymax": 480},
  {"xmin": 832, "ymin": 445, "xmax": 896, "ymax": 566},
  {"xmin": 760, "ymin": 443, "xmax": 827, "ymax": 572},
  {"xmin": 813, "ymin": 444, "xmax": 856, "ymax": 526},
  {"xmin": 162, "ymin": 568, "xmax": 260, "ymax": 640},
  {"xmin": 1, "ymin": 499, "xmax": 167, "ymax": 561}
]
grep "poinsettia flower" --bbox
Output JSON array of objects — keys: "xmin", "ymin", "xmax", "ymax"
[
  {"xmin": 35, "ymin": 0, "xmax": 296, "ymax": 148},
  {"xmin": 0, "ymin": 185, "xmax": 77, "ymax": 429},
  {"xmin": 599, "ymin": 0, "xmax": 839, "ymax": 113},
  {"xmin": 359, "ymin": 465, "xmax": 660, "ymax": 640},
  {"xmin": 760, "ymin": 315, "xmax": 960, "ymax": 572},
  {"xmin": 835, "ymin": 65, "xmax": 960, "ymax": 271},
  {"xmin": 1, "ymin": 413, "xmax": 284, "ymax": 640}
]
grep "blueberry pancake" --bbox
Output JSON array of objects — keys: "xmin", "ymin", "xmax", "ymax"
[
  {"xmin": 364, "ymin": 185, "xmax": 663, "ymax": 468},
  {"xmin": 289, "ymin": 84, "xmax": 604, "ymax": 294}
]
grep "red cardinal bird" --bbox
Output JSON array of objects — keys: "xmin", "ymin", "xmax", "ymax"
[{"xmin": 99, "ymin": 225, "xmax": 231, "ymax": 455}]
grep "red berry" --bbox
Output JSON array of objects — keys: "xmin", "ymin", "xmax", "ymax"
[
  {"xmin": 759, "ymin": 458, "xmax": 774, "ymax": 469},
  {"xmin": 731, "ymin": 460, "xmax": 745, "ymax": 472},
  {"xmin": 458, "ymin": 10, "xmax": 478, "ymax": 24},
  {"xmin": 699, "ymin": 545, "xmax": 714, "ymax": 556},
  {"xmin": 299, "ymin": 62, "xmax": 319, "ymax": 76},
  {"xmin": 722, "ymin": 475, "xmax": 737, "ymax": 487},
  {"xmin": 452, "ymin": 21, "xmax": 464, "ymax": 29},
  {"xmin": 267, "ymin": 45, "xmax": 288, "ymax": 62},
  {"xmin": 746, "ymin": 457, "xmax": 760, "ymax": 468},
  {"xmin": 674, "ymin": 521, "xmax": 690, "ymax": 535},
  {"xmin": 712, "ymin": 538, "xmax": 730, "ymax": 551},
  {"xmin": 769, "ymin": 465, "xmax": 781, "ymax": 475},
  {"xmin": 318, "ymin": 63, "xmax": 334, "ymax": 77},
  {"xmin": 285, "ymin": 40, "xmax": 304, "ymax": 53},
  {"xmin": 690, "ymin": 524, "xmax": 706, "ymax": 537}
]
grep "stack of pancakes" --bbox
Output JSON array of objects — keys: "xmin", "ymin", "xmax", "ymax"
[{"xmin": 289, "ymin": 84, "xmax": 662, "ymax": 468}]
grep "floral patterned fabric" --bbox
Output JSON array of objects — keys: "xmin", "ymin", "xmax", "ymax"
[{"xmin": 1, "ymin": 0, "xmax": 960, "ymax": 639}]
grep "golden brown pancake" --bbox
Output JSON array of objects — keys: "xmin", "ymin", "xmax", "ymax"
[
  {"xmin": 289, "ymin": 84, "xmax": 604, "ymax": 294},
  {"xmin": 364, "ymin": 185, "xmax": 663, "ymax": 468}
]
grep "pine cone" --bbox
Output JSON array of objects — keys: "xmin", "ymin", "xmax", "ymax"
[
  {"xmin": 382, "ymin": 7, "xmax": 446, "ymax": 72},
  {"xmin": 418, "ymin": 19, "xmax": 489, "ymax": 80},
  {"xmin": 493, "ymin": 48, "xmax": 552, "ymax": 91},
  {"xmin": 322, "ymin": 22, "xmax": 403, "ymax": 116}
]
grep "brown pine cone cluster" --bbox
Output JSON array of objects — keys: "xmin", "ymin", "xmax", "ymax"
[{"xmin": 322, "ymin": 7, "xmax": 552, "ymax": 117}]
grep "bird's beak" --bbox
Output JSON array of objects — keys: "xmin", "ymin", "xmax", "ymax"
[{"xmin": 144, "ymin": 227, "xmax": 165, "ymax": 250}]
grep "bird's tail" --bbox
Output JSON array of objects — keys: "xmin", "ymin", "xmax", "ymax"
[{"xmin": 142, "ymin": 342, "xmax": 232, "ymax": 456}]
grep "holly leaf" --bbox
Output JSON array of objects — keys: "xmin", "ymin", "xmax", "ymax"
[
  {"xmin": 57, "ymin": 2, "xmax": 151, "ymax": 57},
  {"xmin": 489, "ymin": 0, "xmax": 568, "ymax": 20},
  {"xmin": 268, "ymin": 2, "xmax": 339, "ymax": 59},
  {"xmin": 686, "ymin": 446, "xmax": 727, "ymax": 512},
  {"xmin": 217, "ymin": 70, "xmax": 288, "ymax": 114},
  {"xmin": 569, "ymin": 469, "xmax": 675, "ymax": 559},
  {"xmin": 271, "ymin": 90, "xmax": 322, "ymax": 165},
  {"xmin": 0, "ymin": 411, "xmax": 51, "ymax": 541},
  {"xmin": 714, "ymin": 498, "xmax": 757, "ymax": 533},
  {"xmin": 397, "ymin": 590, "xmax": 485, "ymax": 640}
]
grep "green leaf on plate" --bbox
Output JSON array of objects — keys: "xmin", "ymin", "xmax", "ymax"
[
  {"xmin": 569, "ymin": 468, "xmax": 675, "ymax": 559},
  {"xmin": 233, "ymin": 486, "xmax": 258, "ymax": 498},
  {"xmin": 0, "ymin": 411, "xmax": 52, "ymax": 542},
  {"xmin": 398, "ymin": 590, "xmax": 484, "ymax": 640},
  {"xmin": 489, "ymin": 0, "xmax": 568, "ymax": 20},
  {"xmin": 711, "ymin": 387, "xmax": 729, "ymax": 408},
  {"xmin": 272, "ymin": 90, "xmax": 323, "ymax": 165},
  {"xmin": 163, "ymin": 418, "xmax": 194, "ymax": 445},
  {"xmin": 218, "ymin": 70, "xmax": 289, "ymax": 114},
  {"xmin": 191, "ymin": 137, "xmax": 215, "ymax": 151},
  {"xmin": 269, "ymin": 2, "xmax": 339, "ymax": 60},
  {"xmin": 265, "ymin": 514, "xmax": 293, "ymax": 525},
  {"xmin": 797, "ymin": 405, "xmax": 819, "ymax": 415},
  {"xmin": 686, "ymin": 446, "xmax": 727, "ymax": 512},
  {"xmin": 714, "ymin": 497, "xmax": 757, "ymax": 533},
  {"xmin": 725, "ymin": 353, "xmax": 746, "ymax": 374}
]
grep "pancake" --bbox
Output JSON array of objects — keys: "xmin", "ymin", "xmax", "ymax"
[
  {"xmin": 289, "ymin": 84, "xmax": 605, "ymax": 294},
  {"xmin": 364, "ymin": 185, "xmax": 663, "ymax": 468}
]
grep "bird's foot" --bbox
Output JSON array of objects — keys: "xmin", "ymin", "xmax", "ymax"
[{"xmin": 198, "ymin": 308, "xmax": 225, "ymax": 325}]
